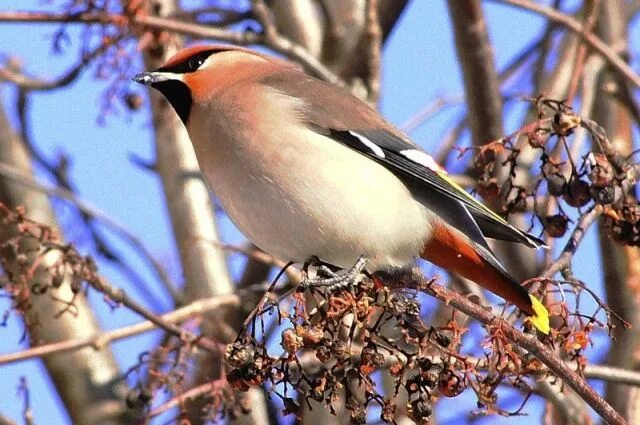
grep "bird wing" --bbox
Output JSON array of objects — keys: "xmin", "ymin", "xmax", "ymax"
[
  {"xmin": 326, "ymin": 129, "xmax": 547, "ymax": 250},
  {"xmin": 260, "ymin": 71, "xmax": 545, "ymax": 249}
]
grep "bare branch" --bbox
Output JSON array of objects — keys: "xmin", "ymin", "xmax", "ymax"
[
  {"xmin": 0, "ymin": 10, "xmax": 341, "ymax": 84},
  {"xmin": 446, "ymin": 0, "xmax": 504, "ymax": 143},
  {"xmin": 409, "ymin": 276, "xmax": 626, "ymax": 425},
  {"xmin": 0, "ymin": 37, "xmax": 119, "ymax": 90},
  {"xmin": 490, "ymin": 0, "xmax": 640, "ymax": 89},
  {"xmin": 0, "ymin": 161, "xmax": 178, "ymax": 299},
  {"xmin": 363, "ymin": 0, "xmax": 382, "ymax": 103},
  {"xmin": 541, "ymin": 205, "xmax": 602, "ymax": 279},
  {"xmin": 0, "ymin": 294, "xmax": 240, "ymax": 366}
]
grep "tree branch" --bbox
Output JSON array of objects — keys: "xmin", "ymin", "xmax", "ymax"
[
  {"xmin": 403, "ymin": 274, "xmax": 627, "ymax": 425},
  {"xmin": 0, "ymin": 10, "xmax": 340, "ymax": 84},
  {"xmin": 0, "ymin": 294, "xmax": 240, "ymax": 366},
  {"xmin": 490, "ymin": 0, "xmax": 640, "ymax": 89}
]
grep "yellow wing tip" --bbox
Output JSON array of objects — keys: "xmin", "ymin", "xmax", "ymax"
[{"xmin": 526, "ymin": 295, "xmax": 550, "ymax": 334}]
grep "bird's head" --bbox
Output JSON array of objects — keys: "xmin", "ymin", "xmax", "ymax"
[{"xmin": 133, "ymin": 44, "xmax": 290, "ymax": 124}]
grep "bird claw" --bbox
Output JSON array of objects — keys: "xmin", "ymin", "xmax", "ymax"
[{"xmin": 300, "ymin": 256, "xmax": 368, "ymax": 293}]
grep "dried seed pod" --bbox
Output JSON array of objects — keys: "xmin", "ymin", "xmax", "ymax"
[
  {"xmin": 543, "ymin": 214, "xmax": 568, "ymax": 238},
  {"xmin": 563, "ymin": 179, "xmax": 591, "ymax": 207}
]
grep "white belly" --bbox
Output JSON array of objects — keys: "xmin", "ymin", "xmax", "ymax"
[{"xmin": 188, "ymin": 91, "xmax": 434, "ymax": 270}]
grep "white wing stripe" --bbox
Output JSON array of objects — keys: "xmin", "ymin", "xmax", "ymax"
[
  {"xmin": 349, "ymin": 131, "xmax": 386, "ymax": 159},
  {"xmin": 399, "ymin": 149, "xmax": 444, "ymax": 173}
]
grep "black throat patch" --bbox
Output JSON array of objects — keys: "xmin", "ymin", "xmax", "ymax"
[{"xmin": 152, "ymin": 80, "xmax": 192, "ymax": 125}]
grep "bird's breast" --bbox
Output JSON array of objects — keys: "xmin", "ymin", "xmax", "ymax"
[{"xmin": 187, "ymin": 86, "xmax": 435, "ymax": 270}]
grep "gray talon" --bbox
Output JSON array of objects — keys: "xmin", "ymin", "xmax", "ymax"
[{"xmin": 301, "ymin": 256, "xmax": 368, "ymax": 292}]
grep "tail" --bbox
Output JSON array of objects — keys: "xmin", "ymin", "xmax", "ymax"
[{"xmin": 422, "ymin": 222, "xmax": 550, "ymax": 334}]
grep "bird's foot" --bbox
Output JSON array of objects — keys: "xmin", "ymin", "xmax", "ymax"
[{"xmin": 300, "ymin": 256, "xmax": 368, "ymax": 293}]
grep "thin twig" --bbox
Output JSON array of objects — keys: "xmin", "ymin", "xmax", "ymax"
[
  {"xmin": 566, "ymin": 0, "xmax": 601, "ymax": 103},
  {"xmin": 0, "ymin": 294, "xmax": 239, "ymax": 365},
  {"xmin": 542, "ymin": 205, "xmax": 602, "ymax": 279},
  {"xmin": 148, "ymin": 379, "xmax": 226, "ymax": 418},
  {"xmin": 0, "ymin": 36, "xmax": 120, "ymax": 90},
  {"xmin": 490, "ymin": 0, "xmax": 640, "ymax": 89},
  {"xmin": 399, "ymin": 273, "xmax": 627, "ymax": 425},
  {"xmin": 0, "ymin": 160, "xmax": 179, "ymax": 299},
  {"xmin": 0, "ymin": 10, "xmax": 341, "ymax": 84}
]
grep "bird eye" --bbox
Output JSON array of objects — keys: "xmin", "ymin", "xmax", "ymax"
[{"xmin": 188, "ymin": 56, "xmax": 205, "ymax": 71}]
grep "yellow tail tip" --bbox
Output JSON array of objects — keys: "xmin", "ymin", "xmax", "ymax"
[{"xmin": 526, "ymin": 295, "xmax": 550, "ymax": 334}]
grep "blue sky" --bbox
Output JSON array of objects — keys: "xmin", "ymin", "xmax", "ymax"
[{"xmin": 0, "ymin": 1, "xmax": 626, "ymax": 424}]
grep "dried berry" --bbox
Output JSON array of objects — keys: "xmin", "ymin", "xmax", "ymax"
[
  {"xmin": 438, "ymin": 369, "xmax": 465, "ymax": 397},
  {"xmin": 422, "ymin": 373, "xmax": 438, "ymax": 389},
  {"xmin": 124, "ymin": 92, "xmax": 144, "ymax": 111},
  {"xmin": 380, "ymin": 402, "xmax": 396, "ymax": 423},
  {"xmin": 225, "ymin": 341, "xmax": 255, "ymax": 368},
  {"xmin": 281, "ymin": 329, "xmax": 303, "ymax": 355},
  {"xmin": 563, "ymin": 179, "xmax": 591, "ymax": 207},
  {"xmin": 508, "ymin": 188, "xmax": 529, "ymax": 213},
  {"xmin": 300, "ymin": 325, "xmax": 324, "ymax": 346},
  {"xmin": 125, "ymin": 387, "xmax": 152, "ymax": 409},
  {"xmin": 315, "ymin": 344, "xmax": 331, "ymax": 363},
  {"xmin": 587, "ymin": 153, "xmax": 614, "ymax": 188},
  {"xmin": 604, "ymin": 203, "xmax": 640, "ymax": 246},
  {"xmin": 350, "ymin": 411, "xmax": 366, "ymax": 425},
  {"xmin": 282, "ymin": 398, "xmax": 299, "ymax": 416},
  {"xmin": 552, "ymin": 111, "xmax": 581, "ymax": 136},
  {"xmin": 528, "ymin": 129, "xmax": 549, "ymax": 148},
  {"xmin": 590, "ymin": 185, "xmax": 621, "ymax": 205},
  {"xmin": 405, "ymin": 375, "xmax": 422, "ymax": 394},
  {"xmin": 389, "ymin": 361, "xmax": 404, "ymax": 377},
  {"xmin": 546, "ymin": 173, "xmax": 567, "ymax": 196},
  {"xmin": 409, "ymin": 396, "xmax": 433, "ymax": 422},
  {"xmin": 542, "ymin": 160, "xmax": 568, "ymax": 197},
  {"xmin": 417, "ymin": 357, "xmax": 432, "ymax": 372},
  {"xmin": 434, "ymin": 332, "xmax": 451, "ymax": 348},
  {"xmin": 543, "ymin": 214, "xmax": 568, "ymax": 238},
  {"xmin": 476, "ymin": 178, "xmax": 500, "ymax": 201},
  {"xmin": 360, "ymin": 344, "xmax": 384, "ymax": 373},
  {"xmin": 228, "ymin": 364, "xmax": 262, "ymax": 391}
]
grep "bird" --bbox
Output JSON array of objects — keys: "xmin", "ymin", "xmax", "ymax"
[{"xmin": 133, "ymin": 44, "xmax": 550, "ymax": 334}]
